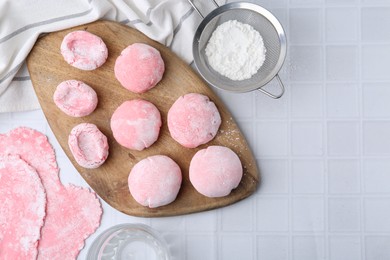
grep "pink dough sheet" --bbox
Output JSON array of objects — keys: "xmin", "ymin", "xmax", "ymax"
[
  {"xmin": 0, "ymin": 127, "xmax": 102, "ymax": 259},
  {"xmin": 0, "ymin": 155, "xmax": 46, "ymax": 260}
]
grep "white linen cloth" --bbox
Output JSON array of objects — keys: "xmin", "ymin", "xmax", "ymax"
[{"xmin": 0, "ymin": 0, "xmax": 221, "ymax": 112}]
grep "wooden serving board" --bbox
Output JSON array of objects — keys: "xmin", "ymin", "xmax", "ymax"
[{"xmin": 26, "ymin": 20, "xmax": 259, "ymax": 217}]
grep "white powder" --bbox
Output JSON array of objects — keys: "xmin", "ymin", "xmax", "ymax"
[{"xmin": 205, "ymin": 20, "xmax": 266, "ymax": 81}]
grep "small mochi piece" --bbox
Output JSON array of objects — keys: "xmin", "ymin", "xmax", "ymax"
[
  {"xmin": 128, "ymin": 155, "xmax": 182, "ymax": 208},
  {"xmin": 110, "ymin": 99, "xmax": 162, "ymax": 151},
  {"xmin": 53, "ymin": 80, "xmax": 98, "ymax": 117},
  {"xmin": 168, "ymin": 93, "xmax": 221, "ymax": 148},
  {"xmin": 68, "ymin": 123, "xmax": 109, "ymax": 168},
  {"xmin": 189, "ymin": 146, "xmax": 243, "ymax": 197},
  {"xmin": 61, "ymin": 30, "xmax": 108, "ymax": 70},
  {"xmin": 114, "ymin": 43, "xmax": 165, "ymax": 93}
]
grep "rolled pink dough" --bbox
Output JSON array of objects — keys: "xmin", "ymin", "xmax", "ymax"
[
  {"xmin": 68, "ymin": 123, "xmax": 109, "ymax": 169},
  {"xmin": 0, "ymin": 155, "xmax": 46, "ymax": 260},
  {"xmin": 114, "ymin": 43, "xmax": 165, "ymax": 93},
  {"xmin": 128, "ymin": 155, "xmax": 182, "ymax": 208},
  {"xmin": 168, "ymin": 93, "xmax": 221, "ymax": 148},
  {"xmin": 189, "ymin": 145, "xmax": 243, "ymax": 197},
  {"xmin": 61, "ymin": 30, "xmax": 108, "ymax": 70},
  {"xmin": 53, "ymin": 80, "xmax": 98, "ymax": 117},
  {"xmin": 0, "ymin": 127, "xmax": 102, "ymax": 259},
  {"xmin": 111, "ymin": 99, "xmax": 162, "ymax": 151}
]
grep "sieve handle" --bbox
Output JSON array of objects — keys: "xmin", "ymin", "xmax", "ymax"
[
  {"xmin": 187, "ymin": 0, "xmax": 220, "ymax": 19},
  {"xmin": 258, "ymin": 74, "xmax": 285, "ymax": 99}
]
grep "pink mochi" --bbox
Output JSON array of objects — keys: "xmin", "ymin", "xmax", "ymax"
[
  {"xmin": 53, "ymin": 80, "xmax": 98, "ymax": 117},
  {"xmin": 68, "ymin": 123, "xmax": 109, "ymax": 169},
  {"xmin": 190, "ymin": 146, "xmax": 243, "ymax": 198},
  {"xmin": 61, "ymin": 30, "xmax": 108, "ymax": 70},
  {"xmin": 168, "ymin": 93, "xmax": 221, "ymax": 148},
  {"xmin": 114, "ymin": 43, "xmax": 165, "ymax": 93},
  {"xmin": 128, "ymin": 155, "xmax": 182, "ymax": 208},
  {"xmin": 110, "ymin": 99, "xmax": 162, "ymax": 151}
]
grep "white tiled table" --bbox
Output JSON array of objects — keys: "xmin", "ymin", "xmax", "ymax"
[{"xmin": 2, "ymin": 0, "xmax": 390, "ymax": 259}]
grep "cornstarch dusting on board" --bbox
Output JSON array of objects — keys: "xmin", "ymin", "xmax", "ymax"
[{"xmin": 205, "ymin": 20, "xmax": 266, "ymax": 81}]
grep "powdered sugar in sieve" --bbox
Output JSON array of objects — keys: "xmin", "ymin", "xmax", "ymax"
[{"xmin": 205, "ymin": 20, "xmax": 266, "ymax": 81}]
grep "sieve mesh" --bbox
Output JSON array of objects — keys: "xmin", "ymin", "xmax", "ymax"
[{"xmin": 193, "ymin": 2, "xmax": 287, "ymax": 94}]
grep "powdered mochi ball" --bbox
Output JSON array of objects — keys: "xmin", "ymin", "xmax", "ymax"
[
  {"xmin": 167, "ymin": 93, "xmax": 221, "ymax": 148},
  {"xmin": 61, "ymin": 30, "xmax": 108, "ymax": 70},
  {"xmin": 128, "ymin": 155, "xmax": 182, "ymax": 208},
  {"xmin": 114, "ymin": 43, "xmax": 165, "ymax": 93},
  {"xmin": 189, "ymin": 146, "xmax": 243, "ymax": 197},
  {"xmin": 110, "ymin": 99, "xmax": 162, "ymax": 151}
]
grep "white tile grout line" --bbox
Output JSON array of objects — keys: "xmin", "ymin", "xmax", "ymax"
[
  {"xmin": 357, "ymin": 1, "xmax": 366, "ymax": 259},
  {"xmin": 286, "ymin": 1, "xmax": 293, "ymax": 259},
  {"xmin": 253, "ymin": 184, "xmax": 257, "ymax": 259},
  {"xmin": 321, "ymin": 2, "xmax": 330, "ymax": 259},
  {"xmin": 217, "ymin": 208, "xmax": 221, "ymax": 260},
  {"xmin": 183, "ymin": 217, "xmax": 188, "ymax": 260}
]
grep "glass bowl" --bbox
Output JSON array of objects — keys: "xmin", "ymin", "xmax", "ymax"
[{"xmin": 87, "ymin": 223, "xmax": 170, "ymax": 260}]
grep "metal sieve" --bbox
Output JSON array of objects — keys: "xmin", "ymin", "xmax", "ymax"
[{"xmin": 189, "ymin": 1, "xmax": 287, "ymax": 98}]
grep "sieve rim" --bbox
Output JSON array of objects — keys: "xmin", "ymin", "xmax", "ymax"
[{"xmin": 192, "ymin": 1, "xmax": 287, "ymax": 93}]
